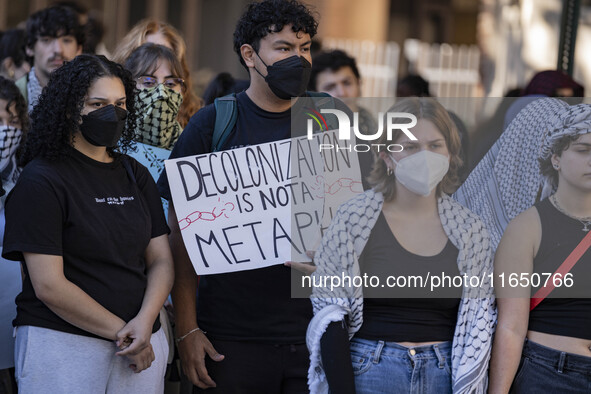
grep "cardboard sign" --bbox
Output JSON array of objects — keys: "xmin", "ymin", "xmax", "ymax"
[{"xmin": 165, "ymin": 132, "xmax": 362, "ymax": 275}]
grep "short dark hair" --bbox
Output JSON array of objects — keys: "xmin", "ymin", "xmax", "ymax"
[
  {"xmin": 309, "ymin": 49, "xmax": 360, "ymax": 91},
  {"xmin": 202, "ymin": 72, "xmax": 249, "ymax": 105},
  {"xmin": 25, "ymin": 5, "xmax": 85, "ymax": 50},
  {"xmin": 397, "ymin": 74, "xmax": 431, "ymax": 97},
  {"xmin": 0, "ymin": 29, "xmax": 28, "ymax": 67},
  {"xmin": 233, "ymin": 0, "xmax": 318, "ymax": 68},
  {"xmin": 21, "ymin": 55, "xmax": 137, "ymax": 165}
]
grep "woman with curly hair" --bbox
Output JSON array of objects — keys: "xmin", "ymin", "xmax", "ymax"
[
  {"xmin": 0, "ymin": 76, "xmax": 28, "ymax": 192},
  {"xmin": 0, "ymin": 75, "xmax": 28, "ymax": 383},
  {"xmin": 112, "ymin": 19, "xmax": 202, "ymax": 128},
  {"xmin": 307, "ymin": 98, "xmax": 496, "ymax": 394},
  {"xmin": 2, "ymin": 54, "xmax": 173, "ymax": 393}
]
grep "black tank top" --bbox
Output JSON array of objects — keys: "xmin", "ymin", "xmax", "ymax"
[
  {"xmin": 356, "ymin": 212, "xmax": 461, "ymax": 342},
  {"xmin": 528, "ymin": 198, "xmax": 591, "ymax": 340}
]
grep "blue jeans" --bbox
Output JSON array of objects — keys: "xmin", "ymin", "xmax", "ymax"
[
  {"xmin": 350, "ymin": 338, "xmax": 452, "ymax": 394},
  {"xmin": 510, "ymin": 339, "xmax": 591, "ymax": 393}
]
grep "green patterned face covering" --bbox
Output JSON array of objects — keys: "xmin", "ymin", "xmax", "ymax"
[{"xmin": 135, "ymin": 84, "xmax": 183, "ymax": 149}]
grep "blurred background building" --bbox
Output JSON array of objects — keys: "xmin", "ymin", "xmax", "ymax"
[{"xmin": 1, "ymin": 0, "xmax": 588, "ymax": 100}]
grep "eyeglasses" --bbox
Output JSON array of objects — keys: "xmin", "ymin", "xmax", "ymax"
[{"xmin": 136, "ymin": 76, "xmax": 185, "ymax": 91}]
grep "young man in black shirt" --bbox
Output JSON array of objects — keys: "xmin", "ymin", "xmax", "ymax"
[{"xmin": 157, "ymin": 1, "xmax": 330, "ymax": 392}]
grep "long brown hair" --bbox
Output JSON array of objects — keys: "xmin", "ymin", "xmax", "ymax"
[{"xmin": 113, "ymin": 19, "xmax": 202, "ymax": 127}]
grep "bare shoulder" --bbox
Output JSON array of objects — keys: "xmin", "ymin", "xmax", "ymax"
[
  {"xmin": 506, "ymin": 206, "xmax": 541, "ymax": 239},
  {"xmin": 498, "ymin": 205, "xmax": 542, "ymax": 261}
]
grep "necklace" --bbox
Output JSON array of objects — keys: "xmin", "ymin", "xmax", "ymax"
[{"xmin": 550, "ymin": 194, "xmax": 591, "ymax": 232}]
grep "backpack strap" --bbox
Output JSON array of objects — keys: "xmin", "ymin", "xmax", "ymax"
[
  {"xmin": 211, "ymin": 92, "xmax": 338, "ymax": 152},
  {"xmin": 212, "ymin": 93, "xmax": 238, "ymax": 152}
]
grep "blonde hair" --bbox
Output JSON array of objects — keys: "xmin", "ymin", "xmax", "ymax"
[
  {"xmin": 113, "ymin": 19, "xmax": 202, "ymax": 127},
  {"xmin": 367, "ymin": 97, "xmax": 463, "ymax": 201}
]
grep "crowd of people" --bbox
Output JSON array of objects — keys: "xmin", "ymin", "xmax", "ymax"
[{"xmin": 0, "ymin": 0, "xmax": 589, "ymax": 394}]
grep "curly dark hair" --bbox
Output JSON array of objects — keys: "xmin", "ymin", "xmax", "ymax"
[
  {"xmin": 309, "ymin": 49, "xmax": 360, "ymax": 91},
  {"xmin": 0, "ymin": 76, "xmax": 29, "ymax": 133},
  {"xmin": 25, "ymin": 5, "xmax": 85, "ymax": 50},
  {"xmin": 233, "ymin": 0, "xmax": 318, "ymax": 68},
  {"xmin": 0, "ymin": 76, "xmax": 29, "ymax": 166},
  {"xmin": 20, "ymin": 54, "xmax": 137, "ymax": 166}
]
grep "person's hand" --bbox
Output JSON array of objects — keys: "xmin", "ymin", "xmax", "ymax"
[
  {"xmin": 284, "ymin": 261, "xmax": 316, "ymax": 275},
  {"xmin": 177, "ymin": 329, "xmax": 224, "ymax": 389},
  {"xmin": 285, "ymin": 250, "xmax": 317, "ymax": 275},
  {"xmin": 115, "ymin": 315, "xmax": 153, "ymax": 356},
  {"xmin": 125, "ymin": 343, "xmax": 155, "ymax": 373}
]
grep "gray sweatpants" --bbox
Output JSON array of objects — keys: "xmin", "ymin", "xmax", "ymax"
[{"xmin": 14, "ymin": 325, "xmax": 168, "ymax": 394}]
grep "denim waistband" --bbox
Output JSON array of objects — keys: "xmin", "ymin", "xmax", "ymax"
[
  {"xmin": 351, "ymin": 337, "xmax": 451, "ymax": 367},
  {"xmin": 523, "ymin": 338, "xmax": 591, "ymax": 374}
]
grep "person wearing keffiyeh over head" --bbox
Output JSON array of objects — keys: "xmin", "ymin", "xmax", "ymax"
[
  {"xmin": 488, "ymin": 103, "xmax": 591, "ymax": 393},
  {"xmin": 454, "ymin": 98, "xmax": 571, "ymax": 250},
  {"xmin": 308, "ymin": 98, "xmax": 496, "ymax": 394}
]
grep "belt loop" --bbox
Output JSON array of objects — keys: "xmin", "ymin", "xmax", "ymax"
[
  {"xmin": 557, "ymin": 352, "xmax": 566, "ymax": 374},
  {"xmin": 373, "ymin": 340, "xmax": 385, "ymax": 364},
  {"xmin": 433, "ymin": 343, "xmax": 446, "ymax": 369}
]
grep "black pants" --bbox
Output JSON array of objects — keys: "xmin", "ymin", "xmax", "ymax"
[{"xmin": 193, "ymin": 339, "xmax": 309, "ymax": 394}]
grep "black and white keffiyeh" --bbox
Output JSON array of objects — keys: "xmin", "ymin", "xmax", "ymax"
[
  {"xmin": 539, "ymin": 103, "xmax": 591, "ymax": 198},
  {"xmin": 453, "ymin": 98, "xmax": 570, "ymax": 249},
  {"xmin": 0, "ymin": 126, "xmax": 23, "ymax": 194},
  {"xmin": 26, "ymin": 68, "xmax": 43, "ymax": 113},
  {"xmin": 135, "ymin": 84, "xmax": 183, "ymax": 149},
  {"xmin": 307, "ymin": 190, "xmax": 496, "ymax": 394}
]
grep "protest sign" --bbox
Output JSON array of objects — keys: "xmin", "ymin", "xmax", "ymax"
[{"xmin": 166, "ymin": 131, "xmax": 362, "ymax": 275}]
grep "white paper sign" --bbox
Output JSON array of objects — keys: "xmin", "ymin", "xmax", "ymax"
[{"xmin": 165, "ymin": 131, "xmax": 362, "ymax": 275}]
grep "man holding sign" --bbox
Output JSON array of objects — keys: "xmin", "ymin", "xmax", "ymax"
[{"xmin": 157, "ymin": 1, "xmax": 364, "ymax": 392}]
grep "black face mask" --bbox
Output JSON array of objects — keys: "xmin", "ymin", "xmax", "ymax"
[
  {"xmin": 79, "ymin": 104, "xmax": 128, "ymax": 147},
  {"xmin": 255, "ymin": 53, "xmax": 312, "ymax": 100}
]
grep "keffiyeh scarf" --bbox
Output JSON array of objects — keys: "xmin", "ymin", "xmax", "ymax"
[
  {"xmin": 307, "ymin": 190, "xmax": 496, "ymax": 394},
  {"xmin": 135, "ymin": 84, "xmax": 183, "ymax": 149},
  {"xmin": 539, "ymin": 103, "xmax": 591, "ymax": 198},
  {"xmin": 453, "ymin": 98, "xmax": 570, "ymax": 249},
  {"xmin": 26, "ymin": 68, "xmax": 43, "ymax": 113}
]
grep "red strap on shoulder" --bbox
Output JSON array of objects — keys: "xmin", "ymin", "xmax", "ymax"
[{"xmin": 530, "ymin": 230, "xmax": 591, "ymax": 311}]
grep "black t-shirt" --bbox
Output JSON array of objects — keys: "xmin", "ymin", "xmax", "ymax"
[
  {"xmin": 157, "ymin": 92, "xmax": 370, "ymax": 343},
  {"xmin": 356, "ymin": 212, "xmax": 461, "ymax": 342},
  {"xmin": 3, "ymin": 147, "xmax": 169, "ymax": 340}
]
